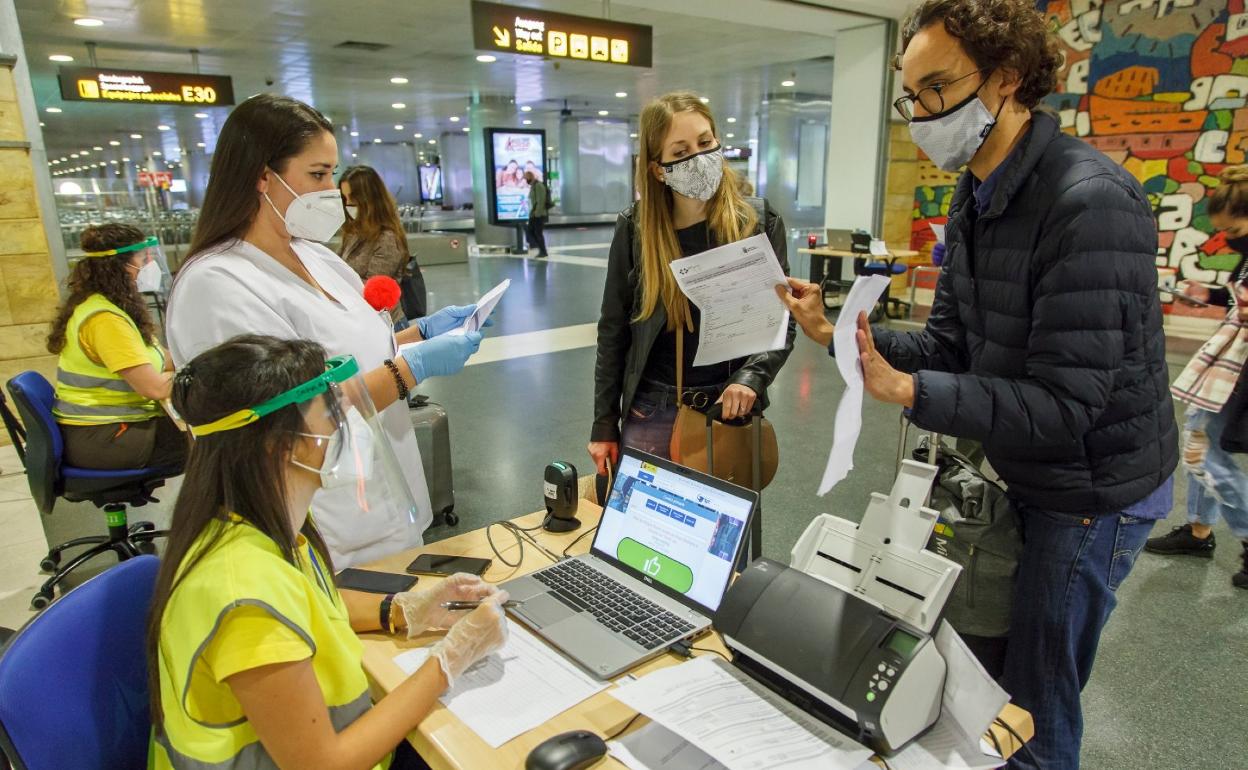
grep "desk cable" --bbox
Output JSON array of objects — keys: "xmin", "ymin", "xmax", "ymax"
[
  {"xmin": 485, "ymin": 517, "xmax": 560, "ymax": 567},
  {"xmin": 667, "ymin": 639, "xmax": 731, "ymax": 662},
  {"xmin": 603, "ymin": 711, "xmax": 643, "ymax": 741},
  {"xmin": 993, "ymin": 717, "xmax": 1041, "ymax": 769}
]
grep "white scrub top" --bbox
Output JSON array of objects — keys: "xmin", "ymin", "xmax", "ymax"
[{"xmin": 166, "ymin": 237, "xmax": 433, "ymax": 567}]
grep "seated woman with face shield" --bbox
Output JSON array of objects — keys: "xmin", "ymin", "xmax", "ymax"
[
  {"xmin": 147, "ymin": 335, "xmax": 508, "ymax": 770},
  {"xmin": 47, "ymin": 223, "xmax": 187, "ymax": 472}
]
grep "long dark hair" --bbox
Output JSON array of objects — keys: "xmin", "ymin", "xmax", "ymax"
[
  {"xmin": 145, "ymin": 334, "xmax": 335, "ymax": 729},
  {"xmin": 339, "ymin": 165, "xmax": 409, "ymax": 260},
  {"xmin": 47, "ymin": 223, "xmax": 157, "ymax": 353},
  {"xmin": 182, "ymin": 94, "xmax": 333, "ymax": 267}
]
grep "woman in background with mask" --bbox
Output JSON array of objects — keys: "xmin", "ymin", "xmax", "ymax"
[
  {"xmin": 588, "ymin": 91, "xmax": 794, "ymax": 475},
  {"xmin": 339, "ymin": 165, "xmax": 426, "ymax": 323},
  {"xmin": 148, "ymin": 335, "xmax": 508, "ymax": 770},
  {"xmin": 46, "ymin": 223, "xmax": 186, "ymax": 472},
  {"xmin": 1146, "ymin": 164, "xmax": 1248, "ymax": 589},
  {"xmin": 166, "ymin": 94, "xmax": 484, "ymax": 567}
]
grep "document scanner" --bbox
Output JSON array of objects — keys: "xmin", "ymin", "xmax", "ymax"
[{"xmin": 712, "ymin": 460, "xmax": 962, "ymax": 755}]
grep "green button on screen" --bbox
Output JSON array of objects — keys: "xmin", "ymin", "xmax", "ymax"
[
  {"xmin": 616, "ymin": 537, "xmax": 694, "ymax": 593},
  {"xmin": 866, "ymin": 692, "xmax": 876, "ymax": 702}
]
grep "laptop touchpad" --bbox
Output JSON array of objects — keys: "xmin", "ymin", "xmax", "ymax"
[{"xmin": 519, "ymin": 593, "xmax": 579, "ymax": 628}]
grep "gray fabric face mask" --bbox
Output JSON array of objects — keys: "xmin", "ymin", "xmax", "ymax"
[
  {"xmin": 908, "ymin": 92, "xmax": 998, "ymax": 172},
  {"xmin": 660, "ymin": 145, "xmax": 724, "ymax": 201}
]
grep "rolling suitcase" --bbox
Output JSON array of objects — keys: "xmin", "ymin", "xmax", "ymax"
[{"xmin": 409, "ymin": 395, "xmax": 457, "ymax": 527}]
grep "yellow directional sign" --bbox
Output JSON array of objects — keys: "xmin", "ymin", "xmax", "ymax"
[{"xmin": 470, "ymin": 0, "xmax": 652, "ymax": 68}]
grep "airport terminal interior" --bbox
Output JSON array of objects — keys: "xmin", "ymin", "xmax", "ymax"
[{"xmin": 0, "ymin": 1, "xmax": 1246, "ymax": 768}]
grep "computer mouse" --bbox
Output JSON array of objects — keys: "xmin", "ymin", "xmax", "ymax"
[{"xmin": 524, "ymin": 729, "xmax": 609, "ymax": 770}]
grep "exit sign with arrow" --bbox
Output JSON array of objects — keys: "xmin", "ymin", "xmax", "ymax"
[{"xmin": 470, "ymin": 0, "xmax": 653, "ymax": 68}]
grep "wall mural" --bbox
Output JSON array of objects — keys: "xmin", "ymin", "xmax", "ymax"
[{"xmin": 910, "ymin": 0, "xmax": 1247, "ymax": 306}]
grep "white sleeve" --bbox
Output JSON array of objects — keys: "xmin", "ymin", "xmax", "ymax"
[{"xmin": 166, "ymin": 263, "xmax": 300, "ymax": 366}]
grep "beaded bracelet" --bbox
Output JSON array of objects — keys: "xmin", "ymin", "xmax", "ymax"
[{"xmin": 383, "ymin": 358, "xmax": 410, "ymax": 401}]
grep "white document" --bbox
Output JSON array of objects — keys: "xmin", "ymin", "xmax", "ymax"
[
  {"xmin": 392, "ymin": 619, "xmax": 608, "ymax": 748},
  {"xmin": 930, "ymin": 223, "xmax": 946, "ymax": 245},
  {"xmin": 819, "ymin": 275, "xmax": 892, "ymax": 495},
  {"xmin": 884, "ymin": 720, "xmax": 1004, "ymax": 770},
  {"xmin": 609, "ymin": 656, "xmax": 872, "ymax": 770},
  {"xmin": 668, "ymin": 233, "xmax": 790, "ymax": 367},
  {"xmin": 609, "ymin": 722, "xmax": 727, "ymax": 770},
  {"xmin": 935, "ymin": 621, "xmax": 1010, "ymax": 744},
  {"xmin": 869, "ymin": 239, "xmax": 889, "ymax": 257},
  {"xmin": 446, "ymin": 278, "xmax": 510, "ymax": 335}
]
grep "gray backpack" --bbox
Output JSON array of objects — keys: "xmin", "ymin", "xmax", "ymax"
[{"xmin": 918, "ymin": 439, "xmax": 1021, "ymax": 638}]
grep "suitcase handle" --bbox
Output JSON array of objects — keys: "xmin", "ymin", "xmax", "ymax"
[{"xmin": 704, "ymin": 401, "xmax": 764, "ymax": 426}]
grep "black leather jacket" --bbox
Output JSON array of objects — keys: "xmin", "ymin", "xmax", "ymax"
[{"xmin": 591, "ymin": 198, "xmax": 796, "ymax": 443}]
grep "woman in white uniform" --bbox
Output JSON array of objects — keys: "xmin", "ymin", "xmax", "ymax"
[{"xmin": 167, "ymin": 94, "xmax": 482, "ymax": 567}]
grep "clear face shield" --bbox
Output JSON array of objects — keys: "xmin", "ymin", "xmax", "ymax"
[
  {"xmin": 82, "ymin": 235, "xmax": 171, "ymax": 294},
  {"xmin": 189, "ymin": 355, "xmax": 420, "ymax": 526}
]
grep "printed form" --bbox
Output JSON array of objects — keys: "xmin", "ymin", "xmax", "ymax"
[
  {"xmin": 609, "ymin": 656, "xmax": 872, "ymax": 770},
  {"xmin": 668, "ymin": 234, "xmax": 790, "ymax": 367}
]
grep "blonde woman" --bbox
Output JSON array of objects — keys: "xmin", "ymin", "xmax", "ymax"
[{"xmin": 588, "ymin": 92, "xmax": 795, "ymax": 474}]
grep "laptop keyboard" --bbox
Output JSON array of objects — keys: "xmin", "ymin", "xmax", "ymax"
[{"xmin": 533, "ymin": 559, "xmax": 697, "ymax": 650}]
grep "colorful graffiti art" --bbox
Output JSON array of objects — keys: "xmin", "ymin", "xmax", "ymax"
[{"xmin": 910, "ymin": 0, "xmax": 1247, "ymax": 304}]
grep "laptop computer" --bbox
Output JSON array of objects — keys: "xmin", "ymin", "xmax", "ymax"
[
  {"xmin": 825, "ymin": 228, "xmax": 856, "ymax": 251},
  {"xmin": 502, "ymin": 448, "xmax": 757, "ymax": 679}
]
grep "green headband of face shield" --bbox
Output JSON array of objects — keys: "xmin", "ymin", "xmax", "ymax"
[
  {"xmin": 81, "ymin": 235, "xmax": 159, "ymax": 258},
  {"xmin": 188, "ymin": 355, "xmax": 360, "ymax": 437}
]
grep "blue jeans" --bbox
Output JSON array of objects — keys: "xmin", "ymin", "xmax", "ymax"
[
  {"xmin": 620, "ymin": 384, "xmax": 724, "ymax": 460},
  {"xmin": 1003, "ymin": 506, "xmax": 1153, "ymax": 770},
  {"xmin": 1183, "ymin": 406, "xmax": 1248, "ymax": 539}
]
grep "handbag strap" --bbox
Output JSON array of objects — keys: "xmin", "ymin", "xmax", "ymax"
[{"xmin": 675, "ymin": 325, "xmax": 684, "ymax": 405}]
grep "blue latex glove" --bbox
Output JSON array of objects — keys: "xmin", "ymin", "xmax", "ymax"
[
  {"xmin": 402, "ymin": 331, "xmax": 484, "ymax": 383},
  {"xmin": 931, "ymin": 242, "xmax": 946, "ymax": 266},
  {"xmin": 417, "ymin": 305, "xmax": 475, "ymax": 339}
]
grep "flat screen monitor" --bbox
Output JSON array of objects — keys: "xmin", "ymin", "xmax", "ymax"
[
  {"xmin": 485, "ymin": 128, "xmax": 546, "ymax": 224},
  {"xmin": 419, "ymin": 164, "xmax": 443, "ymax": 202}
]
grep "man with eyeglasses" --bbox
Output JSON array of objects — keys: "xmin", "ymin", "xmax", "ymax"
[{"xmin": 778, "ymin": 2, "xmax": 1176, "ymax": 768}]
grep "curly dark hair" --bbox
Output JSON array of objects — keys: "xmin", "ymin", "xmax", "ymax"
[
  {"xmin": 901, "ymin": 0, "xmax": 1064, "ymax": 109},
  {"xmin": 46, "ymin": 223, "xmax": 159, "ymax": 354}
]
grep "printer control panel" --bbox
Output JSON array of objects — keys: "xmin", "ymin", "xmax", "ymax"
[{"xmin": 849, "ymin": 626, "xmax": 926, "ymax": 743}]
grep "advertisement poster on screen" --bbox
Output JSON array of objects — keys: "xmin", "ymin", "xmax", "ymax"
[
  {"xmin": 419, "ymin": 164, "xmax": 443, "ymax": 202},
  {"xmin": 485, "ymin": 128, "xmax": 545, "ymax": 225}
]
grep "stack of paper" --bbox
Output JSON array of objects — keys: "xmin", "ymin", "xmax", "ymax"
[
  {"xmin": 609, "ymin": 656, "xmax": 873, "ymax": 770},
  {"xmin": 393, "ymin": 619, "xmax": 608, "ymax": 748}
]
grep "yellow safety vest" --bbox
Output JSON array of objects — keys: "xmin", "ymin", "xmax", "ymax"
[
  {"xmin": 149, "ymin": 515, "xmax": 389, "ymax": 770},
  {"xmin": 52, "ymin": 293, "xmax": 164, "ymax": 425}
]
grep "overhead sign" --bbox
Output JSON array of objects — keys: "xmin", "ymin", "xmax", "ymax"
[
  {"xmin": 57, "ymin": 67, "xmax": 235, "ymax": 106},
  {"xmin": 470, "ymin": 0, "xmax": 652, "ymax": 68},
  {"xmin": 137, "ymin": 171, "xmax": 174, "ymax": 188}
]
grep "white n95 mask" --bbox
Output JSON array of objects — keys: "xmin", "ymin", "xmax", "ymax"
[
  {"xmin": 660, "ymin": 145, "xmax": 724, "ymax": 201},
  {"xmin": 293, "ymin": 408, "xmax": 375, "ymax": 490},
  {"xmin": 265, "ymin": 169, "xmax": 346, "ymax": 242},
  {"xmin": 907, "ymin": 92, "xmax": 999, "ymax": 172},
  {"xmin": 134, "ymin": 260, "xmax": 163, "ymax": 293}
]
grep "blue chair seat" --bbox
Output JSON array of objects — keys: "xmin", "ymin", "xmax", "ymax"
[
  {"xmin": 61, "ymin": 464, "xmax": 181, "ymax": 482},
  {"xmin": 0, "ymin": 555, "xmax": 160, "ymax": 770}
]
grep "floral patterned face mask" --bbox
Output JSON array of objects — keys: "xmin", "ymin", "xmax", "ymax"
[{"xmin": 660, "ymin": 145, "xmax": 724, "ymax": 201}]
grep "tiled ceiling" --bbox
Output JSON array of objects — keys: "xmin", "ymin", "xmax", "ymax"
[{"xmin": 17, "ymin": 0, "xmax": 905, "ymax": 168}]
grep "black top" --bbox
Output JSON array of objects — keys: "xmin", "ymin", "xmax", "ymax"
[
  {"xmin": 873, "ymin": 111, "xmax": 1177, "ymax": 513},
  {"xmin": 639, "ymin": 221, "xmax": 748, "ymax": 389}
]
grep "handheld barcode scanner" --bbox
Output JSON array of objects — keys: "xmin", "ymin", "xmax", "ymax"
[{"xmin": 543, "ymin": 461, "xmax": 581, "ymax": 532}]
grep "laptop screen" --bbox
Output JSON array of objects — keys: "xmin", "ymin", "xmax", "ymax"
[{"xmin": 593, "ymin": 451, "xmax": 755, "ymax": 613}]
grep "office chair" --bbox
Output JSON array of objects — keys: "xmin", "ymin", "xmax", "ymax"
[
  {"xmin": 6, "ymin": 372, "xmax": 180, "ymax": 610},
  {"xmin": 0, "ymin": 555, "xmax": 159, "ymax": 770}
]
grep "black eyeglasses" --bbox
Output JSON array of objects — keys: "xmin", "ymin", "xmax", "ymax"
[{"xmin": 893, "ymin": 69, "xmax": 987, "ymax": 123}]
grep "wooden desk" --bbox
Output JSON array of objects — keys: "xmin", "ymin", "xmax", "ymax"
[{"xmin": 360, "ymin": 501, "xmax": 1032, "ymax": 769}]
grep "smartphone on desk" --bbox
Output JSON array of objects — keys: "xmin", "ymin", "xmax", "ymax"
[
  {"xmin": 336, "ymin": 568, "xmax": 418, "ymax": 594},
  {"xmin": 406, "ymin": 553, "xmax": 492, "ymax": 576}
]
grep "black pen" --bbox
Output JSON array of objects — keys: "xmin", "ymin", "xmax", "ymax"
[{"xmin": 440, "ymin": 599, "xmax": 523, "ymax": 610}]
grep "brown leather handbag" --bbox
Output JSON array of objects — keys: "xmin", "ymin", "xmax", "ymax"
[{"xmin": 668, "ymin": 328, "xmax": 779, "ymax": 489}]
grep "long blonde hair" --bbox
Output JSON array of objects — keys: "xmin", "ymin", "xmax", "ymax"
[{"xmin": 635, "ymin": 92, "xmax": 758, "ymax": 330}]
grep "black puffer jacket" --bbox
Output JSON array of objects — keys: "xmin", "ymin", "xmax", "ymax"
[
  {"xmin": 876, "ymin": 112, "xmax": 1177, "ymax": 513},
  {"xmin": 592, "ymin": 198, "xmax": 795, "ymax": 443}
]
